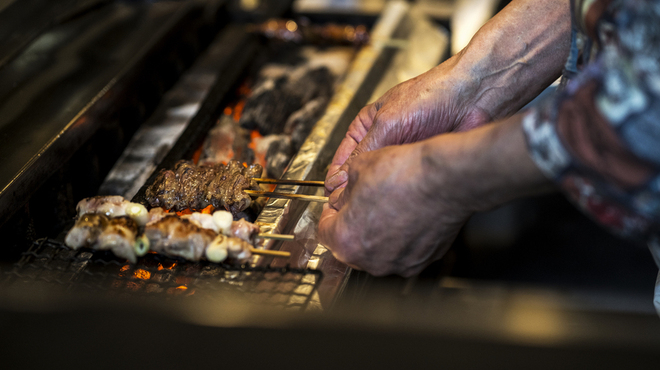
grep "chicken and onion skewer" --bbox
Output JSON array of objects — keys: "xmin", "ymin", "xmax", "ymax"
[{"xmin": 65, "ymin": 196, "xmax": 290, "ymax": 264}]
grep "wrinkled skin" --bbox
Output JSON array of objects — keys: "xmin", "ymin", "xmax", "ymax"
[
  {"xmin": 319, "ymin": 141, "xmax": 472, "ymax": 277},
  {"xmin": 319, "ymin": 0, "xmax": 571, "ymax": 277},
  {"xmin": 325, "ymin": 60, "xmax": 491, "ymax": 193}
]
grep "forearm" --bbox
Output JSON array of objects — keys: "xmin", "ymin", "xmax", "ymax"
[
  {"xmin": 451, "ymin": 0, "xmax": 571, "ymax": 121},
  {"xmin": 422, "ymin": 114, "xmax": 553, "ymax": 213}
]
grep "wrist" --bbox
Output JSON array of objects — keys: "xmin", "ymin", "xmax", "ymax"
[
  {"xmin": 421, "ymin": 114, "xmax": 553, "ymax": 214},
  {"xmin": 449, "ymin": 0, "xmax": 571, "ymax": 121}
]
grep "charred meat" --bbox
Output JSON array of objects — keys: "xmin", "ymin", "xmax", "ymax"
[
  {"xmin": 145, "ymin": 160, "xmax": 263, "ymax": 215},
  {"xmin": 96, "ymin": 216, "xmax": 145, "ymax": 264},
  {"xmin": 65, "ymin": 213, "xmax": 110, "ymax": 249},
  {"xmin": 65, "ymin": 213, "xmax": 148, "ymax": 263},
  {"xmin": 145, "ymin": 216, "xmax": 216, "ymax": 261},
  {"xmin": 76, "ymin": 195, "xmax": 148, "ymax": 226}
]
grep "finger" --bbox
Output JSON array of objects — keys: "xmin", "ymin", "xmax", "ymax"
[
  {"xmin": 325, "ymin": 105, "xmax": 377, "ymax": 193},
  {"xmin": 334, "ymin": 109, "xmax": 394, "ymax": 176},
  {"xmin": 318, "ymin": 203, "xmax": 362, "ymax": 271},
  {"xmin": 328, "ymin": 187, "xmax": 348, "ymax": 211}
]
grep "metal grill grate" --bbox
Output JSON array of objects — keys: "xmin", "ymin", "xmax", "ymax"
[{"xmin": 3, "ymin": 238, "xmax": 322, "ymax": 310}]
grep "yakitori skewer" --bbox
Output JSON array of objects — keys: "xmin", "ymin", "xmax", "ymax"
[
  {"xmin": 244, "ymin": 190, "xmax": 328, "ymax": 203},
  {"xmin": 254, "ymin": 178, "xmax": 325, "ymax": 187}
]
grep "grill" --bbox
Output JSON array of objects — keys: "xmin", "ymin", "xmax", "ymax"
[
  {"xmin": 0, "ymin": 0, "xmax": 448, "ymax": 311},
  {"xmin": 5, "ymin": 238, "xmax": 322, "ymax": 310}
]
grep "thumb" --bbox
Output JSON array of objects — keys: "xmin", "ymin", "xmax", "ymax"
[
  {"xmin": 325, "ymin": 104, "xmax": 379, "ymax": 193},
  {"xmin": 328, "ymin": 186, "xmax": 350, "ymax": 211},
  {"xmin": 335, "ymin": 119, "xmax": 390, "ymax": 175}
]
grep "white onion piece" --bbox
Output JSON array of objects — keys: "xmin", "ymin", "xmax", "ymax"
[
  {"xmin": 206, "ymin": 235, "xmax": 229, "ymax": 263},
  {"xmin": 134, "ymin": 235, "xmax": 150, "ymax": 256},
  {"xmin": 212, "ymin": 211, "xmax": 234, "ymax": 235},
  {"xmin": 126, "ymin": 203, "xmax": 149, "ymax": 226}
]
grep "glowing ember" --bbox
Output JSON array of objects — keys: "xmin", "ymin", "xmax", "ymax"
[
  {"xmin": 176, "ymin": 285, "xmax": 188, "ymax": 290},
  {"xmin": 134, "ymin": 269, "xmax": 151, "ymax": 280},
  {"xmin": 175, "ymin": 209, "xmax": 193, "ymax": 216},
  {"xmin": 233, "ymin": 100, "xmax": 245, "ymax": 122},
  {"xmin": 191, "ymin": 144, "xmax": 204, "ymax": 164},
  {"xmin": 120, "ymin": 265, "xmax": 130, "ymax": 272},
  {"xmin": 157, "ymin": 261, "xmax": 177, "ymax": 270}
]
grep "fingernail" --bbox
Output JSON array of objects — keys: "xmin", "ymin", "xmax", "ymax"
[{"xmin": 326, "ymin": 170, "xmax": 348, "ymax": 191}]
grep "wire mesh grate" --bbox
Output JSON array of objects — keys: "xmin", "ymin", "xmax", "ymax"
[{"xmin": 3, "ymin": 238, "xmax": 322, "ymax": 310}]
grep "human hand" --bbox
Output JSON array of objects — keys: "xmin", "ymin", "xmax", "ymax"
[
  {"xmin": 324, "ymin": 57, "xmax": 492, "ymax": 194},
  {"xmin": 319, "ymin": 141, "xmax": 472, "ymax": 277},
  {"xmin": 318, "ymin": 116, "xmax": 551, "ymax": 277}
]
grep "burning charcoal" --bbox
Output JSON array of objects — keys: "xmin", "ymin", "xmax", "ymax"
[
  {"xmin": 263, "ymin": 135, "xmax": 293, "ymax": 178},
  {"xmin": 286, "ymin": 66, "xmax": 334, "ymax": 106},
  {"xmin": 239, "ymin": 75, "xmax": 301, "ymax": 135},
  {"xmin": 239, "ymin": 66, "xmax": 333, "ymax": 136},
  {"xmin": 199, "ymin": 114, "xmax": 253, "ymax": 165},
  {"xmin": 285, "ymin": 96, "xmax": 329, "ymax": 152}
]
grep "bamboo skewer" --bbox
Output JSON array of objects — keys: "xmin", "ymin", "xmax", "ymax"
[
  {"xmin": 244, "ymin": 190, "xmax": 328, "ymax": 203},
  {"xmin": 248, "ymin": 248, "xmax": 291, "ymax": 258},
  {"xmin": 254, "ymin": 178, "xmax": 325, "ymax": 187},
  {"xmin": 256, "ymin": 233, "xmax": 295, "ymax": 241}
]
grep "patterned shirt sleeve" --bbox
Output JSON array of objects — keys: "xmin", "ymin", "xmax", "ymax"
[{"xmin": 523, "ymin": 0, "xmax": 660, "ymax": 242}]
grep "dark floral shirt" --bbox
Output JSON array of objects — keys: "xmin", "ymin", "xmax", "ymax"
[{"xmin": 522, "ymin": 0, "xmax": 660, "ymax": 314}]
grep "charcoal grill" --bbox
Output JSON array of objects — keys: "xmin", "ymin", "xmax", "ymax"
[
  {"xmin": 0, "ymin": 0, "xmax": 448, "ymax": 311},
  {"xmin": 6, "ymin": 238, "xmax": 322, "ymax": 310}
]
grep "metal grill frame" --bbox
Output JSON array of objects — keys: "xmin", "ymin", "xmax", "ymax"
[{"xmin": 4, "ymin": 238, "xmax": 323, "ymax": 311}]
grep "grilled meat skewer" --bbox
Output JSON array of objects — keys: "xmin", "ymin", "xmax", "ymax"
[
  {"xmin": 76, "ymin": 195, "xmax": 149, "ymax": 226},
  {"xmin": 145, "ymin": 216, "xmax": 216, "ymax": 262},
  {"xmin": 65, "ymin": 213, "xmax": 149, "ymax": 263},
  {"xmin": 145, "ymin": 160, "xmax": 263, "ymax": 216}
]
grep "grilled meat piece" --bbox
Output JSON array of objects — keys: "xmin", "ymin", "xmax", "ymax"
[
  {"xmin": 65, "ymin": 213, "xmax": 148, "ymax": 263},
  {"xmin": 75, "ymin": 195, "xmax": 148, "ymax": 225},
  {"xmin": 147, "ymin": 207, "xmax": 168, "ymax": 224},
  {"xmin": 145, "ymin": 160, "xmax": 262, "ymax": 215},
  {"xmin": 145, "ymin": 216, "xmax": 216, "ymax": 261},
  {"xmin": 97, "ymin": 216, "xmax": 142, "ymax": 263},
  {"xmin": 175, "ymin": 161, "xmax": 220, "ymax": 210},
  {"xmin": 65, "ymin": 213, "xmax": 110, "ymax": 249},
  {"xmin": 76, "ymin": 195, "xmax": 129, "ymax": 218},
  {"xmin": 181, "ymin": 212, "xmax": 219, "ymax": 233},
  {"xmin": 205, "ymin": 168, "xmax": 253, "ymax": 215},
  {"xmin": 230, "ymin": 218, "xmax": 260, "ymax": 243},
  {"xmin": 144, "ymin": 169, "xmax": 179, "ymax": 210}
]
